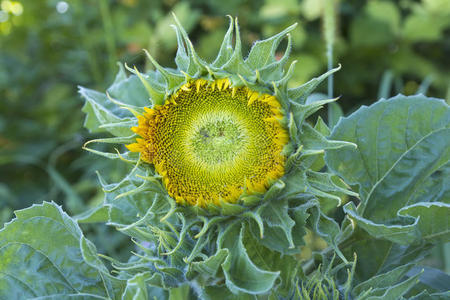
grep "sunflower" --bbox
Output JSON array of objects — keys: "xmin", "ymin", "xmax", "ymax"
[
  {"xmin": 126, "ymin": 77, "xmax": 288, "ymax": 207},
  {"xmin": 80, "ymin": 15, "xmax": 355, "ymax": 298}
]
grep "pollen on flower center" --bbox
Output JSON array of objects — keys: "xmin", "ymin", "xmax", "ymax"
[{"xmin": 127, "ymin": 78, "xmax": 289, "ymax": 207}]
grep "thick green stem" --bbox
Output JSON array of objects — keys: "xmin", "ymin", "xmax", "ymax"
[
  {"xmin": 323, "ymin": 0, "xmax": 342, "ymax": 128},
  {"xmin": 323, "ymin": 0, "xmax": 336, "ymax": 100}
]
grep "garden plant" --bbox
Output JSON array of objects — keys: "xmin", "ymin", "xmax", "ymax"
[{"xmin": 0, "ymin": 3, "xmax": 449, "ymax": 300}]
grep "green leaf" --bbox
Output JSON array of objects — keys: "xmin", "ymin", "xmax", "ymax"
[
  {"xmin": 125, "ymin": 67, "xmax": 166, "ymax": 106},
  {"xmin": 290, "ymin": 203, "xmax": 313, "ymax": 247},
  {"xmin": 409, "ymin": 291, "xmax": 450, "ymax": 300},
  {"xmin": 299, "ymin": 122, "xmax": 356, "ymax": 152},
  {"xmin": 220, "ymin": 18, "xmax": 254, "ymax": 79},
  {"xmin": 290, "ymin": 98, "xmax": 336, "ymax": 130},
  {"xmin": 325, "ymin": 95, "xmax": 450, "ymax": 220},
  {"xmin": 364, "ymin": 127, "xmax": 450, "ymax": 222},
  {"xmin": 257, "ymin": 198, "xmax": 296, "ymax": 251},
  {"xmin": 106, "ymin": 69, "xmax": 151, "ymax": 108},
  {"xmin": 258, "ymin": 35, "xmax": 292, "ymax": 84},
  {"xmin": 243, "ymin": 228, "xmax": 299, "ymax": 297},
  {"xmin": 344, "ymin": 202, "xmax": 419, "ymax": 245},
  {"xmin": 219, "ymin": 222, "xmax": 280, "ymax": 295},
  {"xmin": 0, "ymin": 202, "xmax": 123, "ymax": 299},
  {"xmin": 74, "ymin": 206, "xmax": 109, "ymax": 224},
  {"xmin": 187, "ymin": 249, "xmax": 228, "ymax": 280},
  {"xmin": 357, "ymin": 269, "xmax": 421, "ymax": 299},
  {"xmin": 327, "ymin": 95, "xmax": 449, "ymax": 283},
  {"xmin": 202, "ymin": 285, "xmax": 256, "ymax": 300},
  {"xmin": 288, "ymin": 65, "xmax": 341, "ymax": 104},
  {"xmin": 327, "ymin": 102, "xmax": 343, "ymax": 129},
  {"xmin": 343, "ymin": 228, "xmax": 431, "ymax": 283},
  {"xmin": 143, "ymin": 50, "xmax": 185, "ymax": 92},
  {"xmin": 306, "ymin": 170, "xmax": 358, "ymax": 206},
  {"xmin": 245, "ymin": 23, "xmax": 297, "ymax": 71},
  {"xmin": 352, "ymin": 264, "xmax": 413, "ymax": 296},
  {"xmin": 409, "ymin": 164, "xmax": 450, "ymax": 205},
  {"xmin": 171, "ymin": 13, "xmax": 205, "ymax": 77},
  {"xmin": 211, "ymin": 16, "xmax": 234, "ymax": 69},
  {"xmin": 308, "ymin": 203, "xmax": 347, "ymax": 262},
  {"xmin": 398, "ymin": 202, "xmax": 450, "ymax": 243},
  {"xmin": 96, "ymin": 171, "xmax": 160, "ymax": 228},
  {"xmin": 79, "ymin": 86, "xmax": 134, "ymax": 135},
  {"xmin": 121, "ymin": 272, "xmax": 168, "ymax": 300},
  {"xmin": 405, "ymin": 266, "xmax": 450, "ymax": 295},
  {"xmin": 403, "ymin": 14, "xmax": 448, "ymax": 42}
]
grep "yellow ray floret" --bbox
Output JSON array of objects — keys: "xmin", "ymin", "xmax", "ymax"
[{"xmin": 127, "ymin": 78, "xmax": 289, "ymax": 207}]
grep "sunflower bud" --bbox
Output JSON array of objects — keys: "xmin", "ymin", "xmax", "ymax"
[{"xmin": 80, "ymin": 15, "xmax": 354, "ymax": 297}]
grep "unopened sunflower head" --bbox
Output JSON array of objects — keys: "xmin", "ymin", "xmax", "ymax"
[
  {"xmin": 81, "ymin": 14, "xmax": 348, "ymax": 214},
  {"xmin": 80, "ymin": 15, "xmax": 355, "ymax": 296},
  {"xmin": 118, "ymin": 15, "xmax": 302, "ymax": 210}
]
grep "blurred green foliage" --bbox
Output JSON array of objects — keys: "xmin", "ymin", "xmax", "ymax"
[{"xmin": 0, "ymin": 0, "xmax": 449, "ymax": 265}]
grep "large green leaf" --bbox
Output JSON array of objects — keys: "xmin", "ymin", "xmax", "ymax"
[
  {"xmin": 363, "ymin": 127, "xmax": 449, "ymax": 222},
  {"xmin": 329, "ymin": 95, "xmax": 449, "ymax": 284},
  {"xmin": 325, "ymin": 95, "xmax": 450, "ymax": 213},
  {"xmin": 0, "ymin": 202, "xmax": 123, "ymax": 299}
]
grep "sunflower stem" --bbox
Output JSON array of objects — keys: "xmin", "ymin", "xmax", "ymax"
[
  {"xmin": 323, "ymin": 0, "xmax": 336, "ymax": 99},
  {"xmin": 323, "ymin": 0, "xmax": 340, "ymax": 128}
]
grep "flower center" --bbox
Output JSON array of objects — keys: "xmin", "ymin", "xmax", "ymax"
[{"xmin": 188, "ymin": 114, "xmax": 247, "ymax": 166}]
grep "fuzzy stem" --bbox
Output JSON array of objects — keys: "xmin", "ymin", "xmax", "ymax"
[
  {"xmin": 323, "ymin": 0, "xmax": 342, "ymax": 128},
  {"xmin": 323, "ymin": 0, "xmax": 336, "ymax": 99}
]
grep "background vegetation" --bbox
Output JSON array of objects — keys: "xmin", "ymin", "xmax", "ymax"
[{"xmin": 1, "ymin": 0, "xmax": 449, "ymax": 271}]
